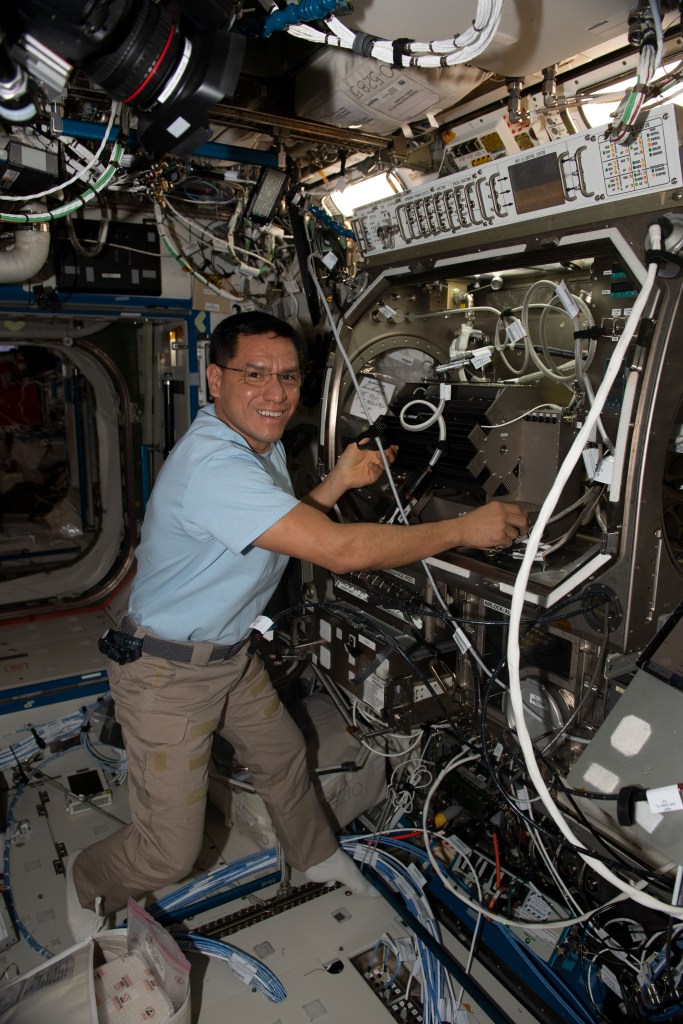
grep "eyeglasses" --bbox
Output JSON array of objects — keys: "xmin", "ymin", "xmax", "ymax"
[{"xmin": 216, "ymin": 365, "xmax": 303, "ymax": 389}]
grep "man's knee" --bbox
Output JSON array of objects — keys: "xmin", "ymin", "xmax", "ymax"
[{"xmin": 143, "ymin": 832, "xmax": 202, "ymax": 887}]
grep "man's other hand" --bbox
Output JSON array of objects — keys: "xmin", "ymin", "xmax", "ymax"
[
  {"xmin": 334, "ymin": 439, "xmax": 399, "ymax": 491},
  {"xmin": 456, "ymin": 501, "xmax": 530, "ymax": 550}
]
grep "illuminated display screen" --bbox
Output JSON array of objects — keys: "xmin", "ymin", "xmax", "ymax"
[
  {"xmin": 508, "ymin": 152, "xmax": 566, "ymax": 215},
  {"xmin": 246, "ymin": 167, "xmax": 289, "ymax": 223}
]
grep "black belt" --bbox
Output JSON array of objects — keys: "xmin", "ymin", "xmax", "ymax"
[{"xmin": 120, "ymin": 616, "xmax": 247, "ymax": 664}]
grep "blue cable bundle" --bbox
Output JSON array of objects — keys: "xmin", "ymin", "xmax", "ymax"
[
  {"xmin": 263, "ymin": 0, "xmax": 350, "ymax": 38},
  {"xmin": 340, "ymin": 835, "xmax": 456, "ymax": 1024},
  {"xmin": 146, "ymin": 848, "xmax": 278, "ymax": 917},
  {"xmin": 172, "ymin": 933, "xmax": 287, "ymax": 1003},
  {"xmin": 309, "ymin": 205, "xmax": 356, "ymax": 241}
]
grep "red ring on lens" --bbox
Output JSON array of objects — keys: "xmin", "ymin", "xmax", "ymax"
[{"xmin": 123, "ymin": 22, "xmax": 175, "ymax": 104}]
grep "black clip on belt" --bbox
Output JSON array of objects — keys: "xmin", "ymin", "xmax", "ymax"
[{"xmin": 98, "ymin": 617, "xmax": 246, "ymax": 666}]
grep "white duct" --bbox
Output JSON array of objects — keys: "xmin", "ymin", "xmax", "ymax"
[{"xmin": 0, "ymin": 205, "xmax": 50, "ymax": 284}]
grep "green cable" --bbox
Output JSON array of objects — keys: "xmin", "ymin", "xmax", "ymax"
[{"xmin": 0, "ymin": 143, "xmax": 124, "ymax": 223}]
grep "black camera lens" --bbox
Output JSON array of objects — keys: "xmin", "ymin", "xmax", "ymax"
[
  {"xmin": 9, "ymin": 0, "xmax": 245, "ymax": 154},
  {"xmin": 82, "ymin": 0, "xmax": 183, "ymax": 112}
]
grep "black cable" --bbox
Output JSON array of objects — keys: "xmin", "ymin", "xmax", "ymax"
[
  {"xmin": 481, "ymin": 710, "xmax": 671, "ymax": 883},
  {"xmin": 315, "ymin": 599, "xmax": 471, "ymax": 746},
  {"xmin": 319, "ymin": 567, "xmax": 612, "ymax": 630},
  {"xmin": 662, "ymin": 916, "xmax": 676, "ymax": 1002},
  {"xmin": 579, "ymin": 903, "xmax": 683, "ymax": 1023},
  {"xmin": 578, "ymin": 907, "xmax": 621, "ymax": 1024},
  {"xmin": 267, "ymin": 592, "xmax": 672, "ymax": 886},
  {"xmin": 477, "ymin": 595, "xmax": 677, "ymax": 885}
]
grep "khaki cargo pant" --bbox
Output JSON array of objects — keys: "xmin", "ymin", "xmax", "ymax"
[{"xmin": 74, "ymin": 645, "xmax": 338, "ymax": 914}]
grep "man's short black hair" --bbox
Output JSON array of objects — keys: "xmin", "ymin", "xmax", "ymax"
[{"xmin": 209, "ymin": 311, "xmax": 301, "ymax": 366}]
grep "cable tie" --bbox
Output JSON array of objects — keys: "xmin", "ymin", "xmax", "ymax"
[
  {"xmin": 645, "ymin": 249, "xmax": 683, "ymax": 273},
  {"xmin": 391, "ymin": 37, "xmax": 414, "ymax": 67},
  {"xmin": 30, "ymin": 728, "xmax": 47, "ymax": 749},
  {"xmin": 351, "ymin": 31, "xmax": 380, "ymax": 57},
  {"xmin": 573, "ymin": 326, "xmax": 603, "ymax": 340},
  {"xmin": 616, "ymin": 784, "xmax": 646, "ymax": 826},
  {"xmin": 352, "ymin": 643, "xmax": 393, "ymax": 685},
  {"xmin": 635, "ymin": 316, "xmax": 657, "ymax": 347}
]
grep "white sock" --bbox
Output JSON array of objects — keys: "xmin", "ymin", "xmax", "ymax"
[
  {"xmin": 64, "ymin": 850, "xmax": 107, "ymax": 944},
  {"xmin": 304, "ymin": 848, "xmax": 379, "ymax": 897}
]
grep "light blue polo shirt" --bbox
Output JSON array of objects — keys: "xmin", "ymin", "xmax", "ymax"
[{"xmin": 128, "ymin": 405, "xmax": 299, "ymax": 644}]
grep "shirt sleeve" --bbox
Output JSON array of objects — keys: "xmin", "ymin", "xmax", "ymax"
[{"xmin": 181, "ymin": 445, "xmax": 299, "ymax": 553}]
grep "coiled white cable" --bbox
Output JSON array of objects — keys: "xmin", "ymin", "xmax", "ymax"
[
  {"xmin": 399, "ymin": 396, "xmax": 446, "ymax": 434},
  {"xmin": 520, "ymin": 280, "xmax": 595, "ymax": 384},
  {"xmin": 507, "ymin": 225, "xmax": 683, "ymax": 921}
]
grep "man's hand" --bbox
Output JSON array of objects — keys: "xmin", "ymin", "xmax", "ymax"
[
  {"xmin": 456, "ymin": 501, "xmax": 530, "ymax": 550},
  {"xmin": 302, "ymin": 440, "xmax": 398, "ymax": 513},
  {"xmin": 333, "ymin": 439, "xmax": 399, "ymax": 492}
]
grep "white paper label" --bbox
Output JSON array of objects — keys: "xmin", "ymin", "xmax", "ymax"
[
  {"xmin": 407, "ymin": 863, "xmax": 427, "ymax": 889},
  {"xmin": 517, "ymin": 786, "xmax": 530, "ymax": 812},
  {"xmin": 555, "ymin": 280, "xmax": 580, "ymax": 319},
  {"xmin": 228, "ymin": 955, "xmax": 256, "ymax": 985},
  {"xmin": 520, "ymin": 890, "xmax": 552, "ymax": 921},
  {"xmin": 363, "ymin": 672, "xmax": 386, "ymax": 712},
  {"xmin": 505, "ymin": 317, "xmax": 527, "ymax": 343},
  {"xmin": 646, "ymin": 784, "xmax": 683, "ymax": 815},
  {"xmin": 353, "ymin": 845, "xmax": 379, "ymax": 868},
  {"xmin": 250, "ymin": 615, "xmax": 274, "ymax": 639},
  {"xmin": 470, "ymin": 347, "xmax": 492, "ymax": 368},
  {"xmin": 394, "ymin": 937, "xmax": 416, "ymax": 962},
  {"xmin": 394, "ymin": 876, "xmax": 416, "ymax": 903},
  {"xmin": 349, "ymin": 377, "xmax": 396, "ymax": 423},
  {"xmin": 531, "ymin": 926, "xmax": 564, "ymax": 947},
  {"xmin": 600, "ymin": 965, "xmax": 622, "ymax": 997},
  {"xmin": 444, "ymin": 835, "xmax": 472, "ymax": 858}
]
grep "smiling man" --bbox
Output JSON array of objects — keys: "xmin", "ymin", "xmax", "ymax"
[{"xmin": 66, "ymin": 311, "xmax": 528, "ymax": 941}]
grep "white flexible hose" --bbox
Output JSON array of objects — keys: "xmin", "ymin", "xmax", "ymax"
[
  {"xmin": 399, "ymin": 397, "xmax": 446, "ymax": 433},
  {"xmin": 0, "ymin": 206, "xmax": 50, "ymax": 283},
  {"xmin": 288, "ymin": 1, "xmax": 504, "ymax": 67},
  {"xmin": 521, "ymin": 281, "xmax": 595, "ymax": 383},
  {"xmin": 608, "ymin": 366, "xmax": 640, "ymax": 504},
  {"xmin": 506, "ymin": 229, "xmax": 682, "ymax": 920}
]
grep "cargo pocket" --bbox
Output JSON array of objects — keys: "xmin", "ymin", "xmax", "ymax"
[{"xmin": 141, "ymin": 712, "xmax": 194, "ymax": 809}]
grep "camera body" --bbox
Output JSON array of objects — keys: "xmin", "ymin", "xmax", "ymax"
[{"xmin": 2, "ymin": 0, "xmax": 244, "ymax": 154}]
